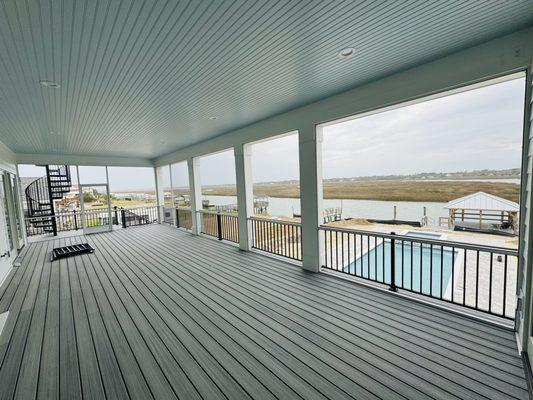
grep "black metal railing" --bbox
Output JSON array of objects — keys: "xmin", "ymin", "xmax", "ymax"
[
  {"xmin": 24, "ymin": 206, "xmax": 159, "ymax": 237},
  {"xmin": 25, "ymin": 212, "xmax": 81, "ymax": 237},
  {"xmin": 176, "ymin": 207, "xmax": 193, "ymax": 230},
  {"xmin": 120, "ymin": 206, "xmax": 158, "ymax": 227},
  {"xmin": 198, "ymin": 211, "xmax": 239, "ymax": 243},
  {"xmin": 24, "ymin": 165, "xmax": 72, "ymax": 236},
  {"xmin": 319, "ymin": 226, "xmax": 518, "ymax": 319},
  {"xmin": 250, "ymin": 217, "xmax": 302, "ymax": 261}
]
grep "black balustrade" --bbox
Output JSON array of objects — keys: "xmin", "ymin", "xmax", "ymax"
[
  {"xmin": 249, "ymin": 217, "xmax": 302, "ymax": 261},
  {"xmin": 319, "ymin": 226, "xmax": 518, "ymax": 319},
  {"xmin": 199, "ymin": 211, "xmax": 239, "ymax": 243}
]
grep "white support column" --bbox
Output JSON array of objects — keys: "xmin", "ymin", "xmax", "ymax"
[
  {"xmin": 234, "ymin": 144, "xmax": 254, "ymax": 251},
  {"xmin": 168, "ymin": 164, "xmax": 176, "ymax": 225},
  {"xmin": 517, "ymin": 63, "xmax": 533, "ymax": 353},
  {"xmin": 187, "ymin": 157, "xmax": 202, "ymax": 235},
  {"xmin": 15, "ymin": 165, "xmax": 28, "ymax": 247},
  {"xmin": 298, "ymin": 124, "xmax": 324, "ymax": 272},
  {"xmin": 154, "ymin": 166, "xmax": 165, "ymax": 223}
]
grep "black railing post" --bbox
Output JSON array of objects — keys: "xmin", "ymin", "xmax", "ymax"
[
  {"xmin": 176, "ymin": 208, "xmax": 180, "ymax": 228},
  {"xmin": 389, "ymin": 232, "xmax": 397, "ymax": 292},
  {"xmin": 73, "ymin": 210, "xmax": 78, "ymax": 230},
  {"xmin": 45, "ymin": 165, "xmax": 58, "ymax": 236},
  {"xmin": 121, "ymin": 208, "xmax": 127, "ymax": 228},
  {"xmin": 217, "ymin": 212, "xmax": 223, "ymax": 240}
]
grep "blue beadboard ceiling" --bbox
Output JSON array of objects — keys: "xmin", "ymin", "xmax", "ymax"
[{"xmin": 0, "ymin": 0, "xmax": 532, "ymax": 159}]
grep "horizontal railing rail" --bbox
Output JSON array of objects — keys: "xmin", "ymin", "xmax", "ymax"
[
  {"xmin": 175, "ymin": 207, "xmax": 193, "ymax": 230},
  {"xmin": 320, "ymin": 225, "xmax": 519, "ymax": 255},
  {"xmin": 197, "ymin": 210, "xmax": 239, "ymax": 243},
  {"xmin": 319, "ymin": 225, "xmax": 518, "ymax": 319},
  {"xmin": 249, "ymin": 217, "xmax": 302, "ymax": 261}
]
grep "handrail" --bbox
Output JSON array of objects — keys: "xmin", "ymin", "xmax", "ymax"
[
  {"xmin": 248, "ymin": 216, "xmax": 302, "ymax": 227},
  {"xmin": 319, "ymin": 225, "xmax": 518, "ymax": 319},
  {"xmin": 196, "ymin": 209, "xmax": 237, "ymax": 217},
  {"xmin": 24, "ymin": 205, "xmax": 159, "ymax": 236},
  {"xmin": 25, "ymin": 205, "xmax": 156, "ymax": 218},
  {"xmin": 249, "ymin": 216, "xmax": 302, "ymax": 261},
  {"xmin": 319, "ymin": 225, "xmax": 518, "ymax": 256},
  {"xmin": 121, "ymin": 205, "xmax": 158, "ymax": 212},
  {"xmin": 197, "ymin": 209, "xmax": 238, "ymax": 242},
  {"xmin": 25, "ymin": 176, "xmax": 50, "ymax": 213},
  {"xmin": 24, "ymin": 164, "xmax": 72, "ymax": 236}
]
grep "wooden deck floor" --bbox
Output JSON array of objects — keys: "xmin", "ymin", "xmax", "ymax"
[{"xmin": 0, "ymin": 224, "xmax": 529, "ymax": 400}]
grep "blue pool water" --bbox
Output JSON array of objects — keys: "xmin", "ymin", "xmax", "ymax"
[
  {"xmin": 403, "ymin": 231, "xmax": 443, "ymax": 239},
  {"xmin": 346, "ymin": 235, "xmax": 454, "ymax": 297}
]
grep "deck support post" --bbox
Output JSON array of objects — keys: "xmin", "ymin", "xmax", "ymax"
[
  {"xmin": 298, "ymin": 124, "xmax": 323, "ymax": 272},
  {"xmin": 517, "ymin": 62, "xmax": 533, "ymax": 355},
  {"xmin": 234, "ymin": 144, "xmax": 253, "ymax": 251},
  {"xmin": 154, "ymin": 166, "xmax": 165, "ymax": 223},
  {"xmin": 187, "ymin": 157, "xmax": 202, "ymax": 235}
]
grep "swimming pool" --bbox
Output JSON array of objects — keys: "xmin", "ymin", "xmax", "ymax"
[
  {"xmin": 345, "ymin": 233, "xmax": 455, "ymax": 297},
  {"xmin": 403, "ymin": 231, "xmax": 444, "ymax": 239}
]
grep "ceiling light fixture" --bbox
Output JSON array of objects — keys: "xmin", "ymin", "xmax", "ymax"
[
  {"xmin": 338, "ymin": 47, "xmax": 356, "ymax": 59},
  {"xmin": 39, "ymin": 80, "xmax": 60, "ymax": 88},
  {"xmin": 49, "ymin": 131, "xmax": 59, "ymax": 135},
  {"xmin": 209, "ymin": 116, "xmax": 218, "ymax": 120}
]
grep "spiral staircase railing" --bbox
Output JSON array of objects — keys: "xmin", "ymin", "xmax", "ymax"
[{"xmin": 24, "ymin": 165, "xmax": 72, "ymax": 236}]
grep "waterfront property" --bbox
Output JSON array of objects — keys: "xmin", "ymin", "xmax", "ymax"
[{"xmin": 1, "ymin": 3, "xmax": 533, "ymax": 400}]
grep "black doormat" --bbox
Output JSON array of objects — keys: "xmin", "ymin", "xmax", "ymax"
[{"xmin": 51, "ymin": 243, "xmax": 94, "ymax": 261}]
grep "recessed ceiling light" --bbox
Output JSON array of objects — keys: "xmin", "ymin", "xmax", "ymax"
[
  {"xmin": 39, "ymin": 80, "xmax": 60, "ymax": 88},
  {"xmin": 209, "ymin": 116, "xmax": 218, "ymax": 120},
  {"xmin": 49, "ymin": 131, "xmax": 60, "ymax": 135},
  {"xmin": 338, "ymin": 47, "xmax": 356, "ymax": 59}
]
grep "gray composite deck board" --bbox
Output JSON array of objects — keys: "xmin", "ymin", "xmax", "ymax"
[
  {"xmin": 120, "ymin": 227, "xmax": 526, "ymax": 399},
  {"xmin": 0, "ymin": 224, "xmax": 528, "ymax": 400}
]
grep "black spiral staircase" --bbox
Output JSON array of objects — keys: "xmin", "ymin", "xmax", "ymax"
[{"xmin": 25, "ymin": 165, "xmax": 72, "ymax": 236}]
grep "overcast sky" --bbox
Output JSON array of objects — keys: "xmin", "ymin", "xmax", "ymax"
[
  {"xmin": 322, "ymin": 75, "xmax": 525, "ymax": 178},
  {"xmin": 19, "ymin": 75, "xmax": 525, "ymax": 190},
  {"xmin": 195, "ymin": 75, "xmax": 525, "ymax": 184}
]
